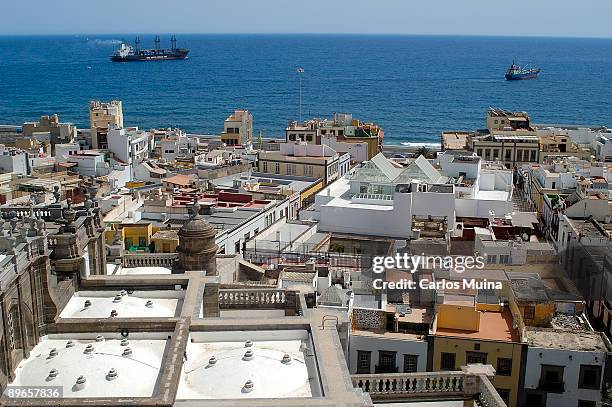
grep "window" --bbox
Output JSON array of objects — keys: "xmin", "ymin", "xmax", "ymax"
[
  {"xmin": 578, "ymin": 401, "xmax": 596, "ymax": 407},
  {"xmin": 403, "ymin": 354, "xmax": 418, "ymax": 373},
  {"xmin": 539, "ymin": 364, "xmax": 565, "ymax": 393},
  {"xmin": 288, "ymin": 134, "xmax": 296, "ymax": 141},
  {"xmin": 499, "ymin": 254, "xmax": 510, "ymax": 264},
  {"xmin": 441, "ymin": 353, "xmax": 456, "ymax": 370},
  {"xmin": 526, "ymin": 394, "xmax": 542, "ymax": 407},
  {"xmin": 376, "ymin": 351, "xmax": 397, "ymax": 373},
  {"xmin": 275, "ymin": 162, "xmax": 280, "ymax": 174},
  {"xmin": 263, "ymin": 161, "xmax": 268, "ymax": 173},
  {"xmin": 497, "ymin": 358, "xmax": 512, "ymax": 376},
  {"xmin": 530, "ymin": 150, "xmax": 537, "ymax": 162},
  {"xmin": 356, "ymin": 351, "xmax": 371, "ymax": 374},
  {"xmin": 493, "ymin": 149, "xmax": 499, "ymax": 159},
  {"xmin": 505, "ymin": 149, "xmax": 512, "ymax": 160},
  {"xmin": 477, "ymin": 149, "xmax": 483, "ymax": 157},
  {"xmin": 234, "ymin": 240, "xmax": 241, "ymax": 254},
  {"xmin": 487, "ymin": 254, "xmax": 497, "ymax": 264},
  {"xmin": 495, "ymin": 388, "xmax": 510, "ymax": 405},
  {"xmin": 306, "ymin": 135, "xmax": 313, "ymax": 142},
  {"xmin": 466, "ymin": 351, "xmax": 487, "ymax": 365},
  {"xmin": 305, "ymin": 165, "xmax": 313, "ymax": 177},
  {"xmin": 578, "ymin": 365, "xmax": 601, "ymax": 389},
  {"xmin": 516, "ymin": 149, "xmax": 523, "ymax": 162},
  {"xmin": 138, "ymin": 237, "xmax": 147, "ymax": 247},
  {"xmin": 523, "ymin": 306, "xmax": 535, "ymax": 320}
]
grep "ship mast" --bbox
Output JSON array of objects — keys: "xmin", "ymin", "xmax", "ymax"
[
  {"xmin": 171, "ymin": 35, "xmax": 177, "ymax": 51},
  {"xmin": 135, "ymin": 36, "xmax": 141, "ymax": 53},
  {"xmin": 155, "ymin": 35, "xmax": 160, "ymax": 51}
]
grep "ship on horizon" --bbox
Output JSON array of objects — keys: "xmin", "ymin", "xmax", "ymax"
[
  {"xmin": 110, "ymin": 35, "xmax": 189, "ymax": 62},
  {"xmin": 505, "ymin": 61, "xmax": 540, "ymax": 80}
]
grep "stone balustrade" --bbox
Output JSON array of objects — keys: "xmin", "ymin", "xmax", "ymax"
[
  {"xmin": 477, "ymin": 371, "xmax": 508, "ymax": 407},
  {"xmin": 351, "ymin": 370, "xmax": 507, "ymax": 407},
  {"xmin": 122, "ymin": 253, "xmax": 178, "ymax": 268},
  {"xmin": 218, "ymin": 289, "xmax": 288, "ymax": 309}
]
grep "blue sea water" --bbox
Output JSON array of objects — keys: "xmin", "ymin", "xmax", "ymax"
[{"xmin": 1, "ymin": 34, "xmax": 612, "ymax": 145}]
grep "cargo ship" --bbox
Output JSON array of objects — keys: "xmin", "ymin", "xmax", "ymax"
[
  {"xmin": 110, "ymin": 35, "xmax": 189, "ymax": 62},
  {"xmin": 505, "ymin": 61, "xmax": 540, "ymax": 80}
]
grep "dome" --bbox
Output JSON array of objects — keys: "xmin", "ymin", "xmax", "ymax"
[{"xmin": 179, "ymin": 203, "xmax": 215, "ymax": 237}]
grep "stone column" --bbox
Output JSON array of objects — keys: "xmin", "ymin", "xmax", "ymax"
[{"xmin": 202, "ymin": 284, "xmax": 220, "ymax": 317}]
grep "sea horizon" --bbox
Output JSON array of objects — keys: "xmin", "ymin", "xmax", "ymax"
[{"xmin": 1, "ymin": 34, "xmax": 612, "ymax": 145}]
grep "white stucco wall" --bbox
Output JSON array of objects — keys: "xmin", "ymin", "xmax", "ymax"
[
  {"xmin": 524, "ymin": 346, "xmax": 605, "ymax": 407},
  {"xmin": 348, "ymin": 334, "xmax": 428, "ymax": 374}
]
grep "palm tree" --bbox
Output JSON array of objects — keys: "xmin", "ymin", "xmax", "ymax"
[{"xmin": 414, "ymin": 146, "xmax": 432, "ymax": 159}]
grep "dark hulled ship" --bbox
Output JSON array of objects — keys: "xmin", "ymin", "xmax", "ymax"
[
  {"xmin": 110, "ymin": 35, "xmax": 189, "ymax": 62},
  {"xmin": 505, "ymin": 61, "xmax": 540, "ymax": 80}
]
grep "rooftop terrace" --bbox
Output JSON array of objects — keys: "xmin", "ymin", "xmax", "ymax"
[{"xmin": 436, "ymin": 309, "xmax": 519, "ymax": 342}]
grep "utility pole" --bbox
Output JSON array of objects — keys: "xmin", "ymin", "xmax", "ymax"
[{"xmin": 297, "ymin": 67, "xmax": 304, "ymax": 122}]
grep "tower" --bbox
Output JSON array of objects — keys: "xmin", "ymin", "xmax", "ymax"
[{"xmin": 174, "ymin": 203, "xmax": 218, "ymax": 275}]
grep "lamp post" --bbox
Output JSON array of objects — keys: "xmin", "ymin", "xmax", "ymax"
[{"xmin": 297, "ymin": 67, "xmax": 304, "ymax": 122}]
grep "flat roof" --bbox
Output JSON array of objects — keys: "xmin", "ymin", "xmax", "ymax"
[
  {"xmin": 177, "ymin": 330, "xmax": 316, "ymax": 400},
  {"xmin": 211, "ymin": 171, "xmax": 318, "ymax": 193},
  {"xmin": 7, "ymin": 333, "xmax": 169, "ymax": 398},
  {"xmin": 436, "ymin": 309, "xmax": 519, "ymax": 342},
  {"xmin": 525, "ymin": 328, "xmax": 608, "ymax": 352},
  {"xmin": 58, "ymin": 290, "xmax": 182, "ymax": 318}
]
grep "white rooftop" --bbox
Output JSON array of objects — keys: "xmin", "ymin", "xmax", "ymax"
[
  {"xmin": 177, "ymin": 330, "xmax": 318, "ymax": 400},
  {"xmin": 8, "ymin": 333, "xmax": 169, "ymax": 398},
  {"xmin": 58, "ymin": 290, "xmax": 182, "ymax": 319},
  {"xmin": 109, "ymin": 265, "xmax": 172, "ymax": 275},
  {"xmin": 474, "ymin": 190, "xmax": 511, "ymax": 201}
]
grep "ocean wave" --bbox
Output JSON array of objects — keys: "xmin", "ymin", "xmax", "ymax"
[
  {"xmin": 87, "ymin": 39, "xmax": 122, "ymax": 46},
  {"xmin": 399, "ymin": 142, "xmax": 441, "ymax": 148}
]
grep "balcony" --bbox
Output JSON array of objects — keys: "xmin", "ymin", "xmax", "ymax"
[
  {"xmin": 352, "ymin": 366, "xmax": 507, "ymax": 407},
  {"xmin": 538, "ymin": 379, "xmax": 565, "ymax": 393},
  {"xmin": 218, "ymin": 288, "xmax": 302, "ymax": 316},
  {"xmin": 122, "ymin": 252, "xmax": 178, "ymax": 268}
]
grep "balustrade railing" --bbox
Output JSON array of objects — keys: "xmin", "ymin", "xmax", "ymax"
[
  {"xmin": 351, "ymin": 371, "xmax": 507, "ymax": 407},
  {"xmin": 218, "ymin": 289, "xmax": 288, "ymax": 309},
  {"xmin": 478, "ymin": 373, "xmax": 508, "ymax": 407},
  {"xmin": 122, "ymin": 253, "xmax": 178, "ymax": 268}
]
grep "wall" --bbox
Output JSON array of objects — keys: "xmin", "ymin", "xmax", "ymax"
[
  {"xmin": 436, "ymin": 304, "xmax": 480, "ymax": 331},
  {"xmin": 348, "ymin": 333, "xmax": 428, "ymax": 374},
  {"xmin": 455, "ymin": 197, "xmax": 512, "ymax": 219},
  {"xmin": 524, "ymin": 346, "xmax": 605, "ymax": 407},
  {"xmin": 432, "ymin": 336, "xmax": 523, "ymax": 407}
]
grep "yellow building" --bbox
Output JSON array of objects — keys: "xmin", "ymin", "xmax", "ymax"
[
  {"xmin": 105, "ymin": 223, "xmax": 156, "ymax": 251},
  {"xmin": 432, "ymin": 300, "xmax": 524, "ymax": 407},
  {"xmin": 258, "ymin": 143, "xmax": 341, "ymax": 185},
  {"xmin": 220, "ymin": 109, "xmax": 253, "ymax": 146},
  {"xmin": 151, "ymin": 230, "xmax": 179, "ymax": 253},
  {"xmin": 89, "ymin": 100, "xmax": 124, "ymax": 149}
]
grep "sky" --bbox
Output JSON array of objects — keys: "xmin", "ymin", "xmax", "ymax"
[{"xmin": 2, "ymin": 0, "xmax": 612, "ymax": 38}]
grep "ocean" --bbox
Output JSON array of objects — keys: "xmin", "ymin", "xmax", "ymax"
[{"xmin": 1, "ymin": 34, "xmax": 612, "ymax": 145}]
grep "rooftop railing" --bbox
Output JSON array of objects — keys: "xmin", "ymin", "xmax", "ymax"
[
  {"xmin": 352, "ymin": 368, "xmax": 507, "ymax": 407},
  {"xmin": 122, "ymin": 252, "xmax": 178, "ymax": 268},
  {"xmin": 219, "ymin": 288, "xmax": 287, "ymax": 309}
]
